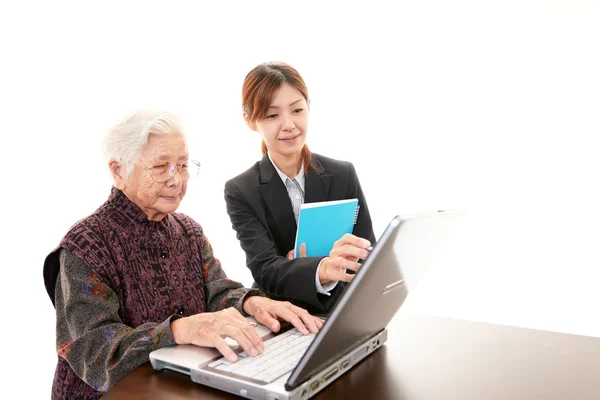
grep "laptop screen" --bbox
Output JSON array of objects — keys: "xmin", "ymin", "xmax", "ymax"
[{"xmin": 286, "ymin": 210, "xmax": 465, "ymax": 390}]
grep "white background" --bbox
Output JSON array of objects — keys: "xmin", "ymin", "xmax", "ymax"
[{"xmin": 1, "ymin": 0, "xmax": 598, "ymax": 397}]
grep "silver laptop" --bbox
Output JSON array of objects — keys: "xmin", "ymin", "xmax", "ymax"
[{"xmin": 150, "ymin": 210, "xmax": 464, "ymax": 399}]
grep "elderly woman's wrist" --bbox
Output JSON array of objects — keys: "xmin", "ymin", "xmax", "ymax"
[
  {"xmin": 243, "ymin": 296, "xmax": 258, "ymax": 315},
  {"xmin": 243, "ymin": 294, "xmax": 267, "ymax": 315},
  {"xmin": 241, "ymin": 289, "xmax": 266, "ymax": 315},
  {"xmin": 170, "ymin": 316, "xmax": 187, "ymax": 344}
]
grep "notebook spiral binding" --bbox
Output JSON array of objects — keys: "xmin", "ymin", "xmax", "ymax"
[{"xmin": 353, "ymin": 204, "xmax": 360, "ymax": 224}]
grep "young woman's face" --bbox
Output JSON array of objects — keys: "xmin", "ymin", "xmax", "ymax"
[{"xmin": 252, "ymin": 83, "xmax": 309, "ymax": 159}]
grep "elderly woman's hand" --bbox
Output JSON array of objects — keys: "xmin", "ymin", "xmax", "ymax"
[
  {"xmin": 243, "ymin": 296, "xmax": 323, "ymax": 335},
  {"xmin": 170, "ymin": 308, "xmax": 264, "ymax": 363}
]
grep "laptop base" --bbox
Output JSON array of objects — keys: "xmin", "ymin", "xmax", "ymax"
[{"xmin": 188, "ymin": 328, "xmax": 388, "ymax": 400}]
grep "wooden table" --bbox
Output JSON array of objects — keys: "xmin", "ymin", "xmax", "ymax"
[{"xmin": 103, "ymin": 312, "xmax": 599, "ymax": 399}]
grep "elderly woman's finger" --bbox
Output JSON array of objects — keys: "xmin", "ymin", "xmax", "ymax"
[
  {"xmin": 253, "ymin": 307, "xmax": 281, "ymax": 333},
  {"xmin": 272, "ymin": 306, "xmax": 310, "ymax": 335},
  {"xmin": 223, "ymin": 312, "xmax": 264, "ymax": 353},
  {"xmin": 241, "ymin": 322, "xmax": 264, "ymax": 353},
  {"xmin": 211, "ymin": 335, "xmax": 238, "ymax": 363},
  {"xmin": 284, "ymin": 304, "xmax": 320, "ymax": 334},
  {"xmin": 220, "ymin": 325, "xmax": 260, "ymax": 357}
]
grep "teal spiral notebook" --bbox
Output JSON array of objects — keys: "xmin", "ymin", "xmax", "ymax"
[{"xmin": 294, "ymin": 198, "xmax": 360, "ymax": 258}]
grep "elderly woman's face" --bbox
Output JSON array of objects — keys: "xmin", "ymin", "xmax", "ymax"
[{"xmin": 120, "ymin": 133, "xmax": 188, "ymax": 221}]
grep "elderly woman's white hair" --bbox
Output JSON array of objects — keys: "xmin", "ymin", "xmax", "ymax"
[{"xmin": 103, "ymin": 109, "xmax": 186, "ymax": 175}]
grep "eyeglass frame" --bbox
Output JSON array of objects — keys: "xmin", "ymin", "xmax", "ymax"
[{"xmin": 130, "ymin": 159, "xmax": 201, "ymax": 183}]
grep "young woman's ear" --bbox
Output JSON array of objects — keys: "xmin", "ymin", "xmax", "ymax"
[{"xmin": 243, "ymin": 112, "xmax": 257, "ymax": 131}]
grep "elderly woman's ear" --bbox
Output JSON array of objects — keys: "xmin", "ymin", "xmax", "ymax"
[{"xmin": 109, "ymin": 159, "xmax": 126, "ymax": 190}]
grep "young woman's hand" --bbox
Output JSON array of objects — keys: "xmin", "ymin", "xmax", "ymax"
[
  {"xmin": 318, "ymin": 234, "xmax": 371, "ymax": 285},
  {"xmin": 285, "ymin": 244, "xmax": 307, "ymax": 260}
]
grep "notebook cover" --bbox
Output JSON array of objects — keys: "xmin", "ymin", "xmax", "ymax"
[{"xmin": 294, "ymin": 199, "xmax": 359, "ymax": 258}]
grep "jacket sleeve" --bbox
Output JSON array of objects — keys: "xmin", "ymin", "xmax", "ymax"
[
  {"xmin": 55, "ymin": 249, "xmax": 178, "ymax": 392},
  {"xmin": 347, "ymin": 162, "xmax": 377, "ymax": 244},
  {"xmin": 224, "ymin": 180, "xmax": 336, "ymax": 312}
]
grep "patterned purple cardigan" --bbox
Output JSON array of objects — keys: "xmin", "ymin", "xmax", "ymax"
[{"xmin": 43, "ymin": 187, "xmax": 263, "ymax": 399}]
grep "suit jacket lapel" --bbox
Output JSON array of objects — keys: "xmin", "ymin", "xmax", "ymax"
[
  {"xmin": 257, "ymin": 154, "xmax": 297, "ymax": 251},
  {"xmin": 304, "ymin": 154, "xmax": 331, "ymax": 203}
]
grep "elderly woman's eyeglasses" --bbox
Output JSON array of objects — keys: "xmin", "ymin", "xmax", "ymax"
[{"xmin": 134, "ymin": 160, "xmax": 201, "ymax": 183}]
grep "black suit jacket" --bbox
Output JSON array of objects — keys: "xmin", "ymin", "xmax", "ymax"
[{"xmin": 224, "ymin": 153, "xmax": 376, "ymax": 313}]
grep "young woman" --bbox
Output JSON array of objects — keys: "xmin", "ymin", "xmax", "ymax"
[{"xmin": 224, "ymin": 62, "xmax": 376, "ymax": 313}]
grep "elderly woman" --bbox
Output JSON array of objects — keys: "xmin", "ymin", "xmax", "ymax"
[{"xmin": 43, "ymin": 110, "xmax": 323, "ymax": 399}]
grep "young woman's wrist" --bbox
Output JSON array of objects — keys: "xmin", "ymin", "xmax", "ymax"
[{"xmin": 318, "ymin": 257, "xmax": 332, "ymax": 285}]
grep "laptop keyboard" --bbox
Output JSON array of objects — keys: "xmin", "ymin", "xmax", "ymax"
[{"xmin": 207, "ymin": 328, "xmax": 316, "ymax": 383}]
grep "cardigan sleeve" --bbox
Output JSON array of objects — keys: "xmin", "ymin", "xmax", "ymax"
[
  {"xmin": 55, "ymin": 249, "xmax": 179, "ymax": 392},
  {"xmin": 200, "ymin": 231, "xmax": 266, "ymax": 314}
]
